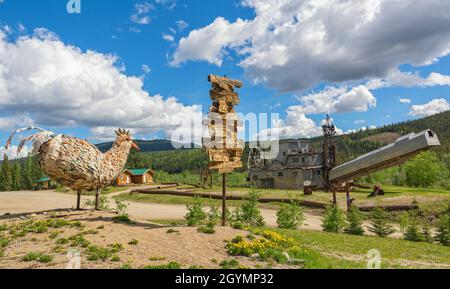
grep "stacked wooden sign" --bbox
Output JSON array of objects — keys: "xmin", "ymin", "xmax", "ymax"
[{"xmin": 203, "ymin": 75, "xmax": 244, "ymax": 174}]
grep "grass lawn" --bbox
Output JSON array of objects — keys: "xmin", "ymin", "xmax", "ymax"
[
  {"xmin": 115, "ymin": 192, "xmax": 282, "ymax": 209},
  {"xmin": 276, "ymin": 228, "xmax": 450, "ymax": 269},
  {"xmin": 116, "ymin": 184, "xmax": 450, "ymax": 213},
  {"xmin": 146, "ymin": 219, "xmax": 450, "ymax": 269}
]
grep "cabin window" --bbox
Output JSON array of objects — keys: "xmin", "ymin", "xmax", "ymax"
[
  {"xmin": 253, "ymin": 175, "xmax": 258, "ymax": 181},
  {"xmin": 293, "ymin": 158, "xmax": 299, "ymax": 163},
  {"xmin": 302, "ymin": 157, "xmax": 306, "ymax": 163},
  {"xmin": 292, "ymin": 172, "xmax": 298, "ymax": 177},
  {"xmin": 278, "ymin": 172, "xmax": 284, "ymax": 177},
  {"xmin": 315, "ymin": 170, "xmax": 321, "ymax": 176}
]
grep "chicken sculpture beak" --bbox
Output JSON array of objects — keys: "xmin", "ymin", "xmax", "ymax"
[{"xmin": 131, "ymin": 142, "xmax": 140, "ymax": 151}]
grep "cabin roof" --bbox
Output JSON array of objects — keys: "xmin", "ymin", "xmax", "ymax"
[
  {"xmin": 126, "ymin": 169, "xmax": 154, "ymax": 176},
  {"xmin": 35, "ymin": 177, "xmax": 50, "ymax": 183}
]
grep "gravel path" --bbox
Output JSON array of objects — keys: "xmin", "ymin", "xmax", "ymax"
[{"xmin": 0, "ymin": 190, "xmax": 324, "ymax": 230}]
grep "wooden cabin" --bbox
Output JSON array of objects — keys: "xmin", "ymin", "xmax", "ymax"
[
  {"xmin": 33, "ymin": 177, "xmax": 57, "ymax": 191},
  {"xmin": 116, "ymin": 169, "xmax": 155, "ymax": 186}
]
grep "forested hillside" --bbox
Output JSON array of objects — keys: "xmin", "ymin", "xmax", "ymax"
[
  {"xmin": 96, "ymin": 139, "xmax": 196, "ymax": 153},
  {"xmin": 331, "ymin": 111, "xmax": 449, "ymax": 164},
  {"xmin": 1, "ymin": 111, "xmax": 448, "ymax": 191}
]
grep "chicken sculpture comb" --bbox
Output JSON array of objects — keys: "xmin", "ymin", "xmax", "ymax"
[{"xmin": 114, "ymin": 128, "xmax": 131, "ymax": 136}]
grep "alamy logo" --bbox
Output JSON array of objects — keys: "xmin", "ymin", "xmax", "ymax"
[
  {"xmin": 366, "ymin": 249, "xmax": 381, "ymax": 269},
  {"xmin": 66, "ymin": 248, "xmax": 81, "ymax": 269},
  {"xmin": 67, "ymin": 0, "xmax": 81, "ymax": 14}
]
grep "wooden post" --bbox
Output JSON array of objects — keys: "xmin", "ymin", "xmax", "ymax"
[
  {"xmin": 95, "ymin": 187, "xmax": 100, "ymax": 211},
  {"xmin": 332, "ymin": 184, "xmax": 337, "ymax": 205},
  {"xmin": 346, "ymin": 182, "xmax": 351, "ymax": 211},
  {"xmin": 76, "ymin": 190, "xmax": 81, "ymax": 210},
  {"xmin": 222, "ymin": 173, "xmax": 227, "ymax": 226}
]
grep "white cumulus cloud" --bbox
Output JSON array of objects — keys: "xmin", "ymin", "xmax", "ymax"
[
  {"xmin": 409, "ymin": 98, "xmax": 450, "ymax": 117},
  {"xmin": 172, "ymin": 0, "xmax": 450, "ymax": 93},
  {"xmin": 293, "ymin": 85, "xmax": 377, "ymax": 115},
  {"xmin": 0, "ymin": 29, "xmax": 200, "ymax": 142}
]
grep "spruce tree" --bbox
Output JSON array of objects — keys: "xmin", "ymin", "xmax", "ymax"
[
  {"xmin": 344, "ymin": 206, "xmax": 365, "ymax": 236},
  {"xmin": 11, "ymin": 163, "xmax": 22, "ymax": 191},
  {"xmin": 402, "ymin": 211, "xmax": 424, "ymax": 242},
  {"xmin": 0, "ymin": 158, "xmax": 13, "ymax": 191},
  {"xmin": 434, "ymin": 214, "xmax": 450, "ymax": 246},
  {"xmin": 322, "ymin": 205, "xmax": 346, "ymax": 233},
  {"xmin": 368, "ymin": 208, "xmax": 396, "ymax": 238}
]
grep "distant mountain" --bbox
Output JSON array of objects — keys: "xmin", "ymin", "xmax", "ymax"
[{"xmin": 95, "ymin": 139, "xmax": 197, "ymax": 153}]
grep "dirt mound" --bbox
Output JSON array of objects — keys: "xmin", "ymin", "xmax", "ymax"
[
  {"xmin": 0, "ymin": 211, "xmax": 268, "ymax": 269},
  {"xmin": 362, "ymin": 132, "xmax": 401, "ymax": 144}
]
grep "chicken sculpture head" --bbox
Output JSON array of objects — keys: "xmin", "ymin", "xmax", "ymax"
[{"xmin": 114, "ymin": 128, "xmax": 140, "ymax": 151}]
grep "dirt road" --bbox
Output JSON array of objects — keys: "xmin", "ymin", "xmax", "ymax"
[{"xmin": 0, "ymin": 190, "xmax": 324, "ymax": 230}]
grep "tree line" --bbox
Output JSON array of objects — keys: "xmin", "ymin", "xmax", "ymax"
[{"xmin": 0, "ymin": 156, "xmax": 44, "ymax": 191}]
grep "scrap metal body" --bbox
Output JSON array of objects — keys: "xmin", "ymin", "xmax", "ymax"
[{"xmin": 329, "ymin": 130, "xmax": 441, "ymax": 184}]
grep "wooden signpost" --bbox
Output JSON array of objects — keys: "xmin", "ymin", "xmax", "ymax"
[{"xmin": 202, "ymin": 75, "xmax": 244, "ymax": 226}]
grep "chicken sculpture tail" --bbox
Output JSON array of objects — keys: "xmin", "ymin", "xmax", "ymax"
[{"xmin": 5, "ymin": 127, "xmax": 56, "ymax": 156}]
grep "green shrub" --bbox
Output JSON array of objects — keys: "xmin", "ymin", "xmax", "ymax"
[
  {"xmin": 220, "ymin": 259, "xmax": 240, "ymax": 269},
  {"xmin": 144, "ymin": 262, "xmax": 181, "ymax": 269},
  {"xmin": 113, "ymin": 214, "xmax": 135, "ymax": 224},
  {"xmin": 276, "ymin": 201, "xmax": 305, "ymax": 230},
  {"xmin": 69, "ymin": 234, "xmax": 90, "ymax": 248},
  {"xmin": 404, "ymin": 152, "xmax": 445, "ymax": 188},
  {"xmin": 49, "ymin": 231, "xmax": 60, "ymax": 240},
  {"xmin": 434, "ymin": 214, "xmax": 450, "ymax": 246},
  {"xmin": 207, "ymin": 205, "xmax": 222, "ymax": 226},
  {"xmin": 55, "ymin": 238, "xmax": 69, "ymax": 245},
  {"xmin": 22, "ymin": 252, "xmax": 53, "ymax": 263},
  {"xmin": 86, "ymin": 245, "xmax": 114, "ymax": 261},
  {"xmin": 368, "ymin": 208, "xmax": 396, "ymax": 238},
  {"xmin": 0, "ymin": 235, "xmax": 10, "ymax": 248},
  {"xmin": 400, "ymin": 211, "xmax": 424, "ymax": 242},
  {"xmin": 231, "ymin": 190, "xmax": 265, "ymax": 227},
  {"xmin": 128, "ymin": 239, "xmax": 139, "ymax": 245},
  {"xmin": 185, "ymin": 196, "xmax": 207, "ymax": 226},
  {"xmin": 121, "ymin": 263, "xmax": 133, "ymax": 269},
  {"xmin": 421, "ymin": 223, "xmax": 434, "ymax": 243},
  {"xmin": 344, "ymin": 207, "xmax": 365, "ymax": 236},
  {"xmin": 322, "ymin": 205, "xmax": 346, "ymax": 233},
  {"xmin": 115, "ymin": 199, "xmax": 129, "ymax": 214},
  {"xmin": 198, "ymin": 223, "xmax": 215, "ymax": 234},
  {"xmin": 84, "ymin": 193, "xmax": 109, "ymax": 210}
]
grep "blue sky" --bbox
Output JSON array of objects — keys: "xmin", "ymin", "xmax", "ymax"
[{"xmin": 0, "ymin": 0, "xmax": 449, "ymax": 156}]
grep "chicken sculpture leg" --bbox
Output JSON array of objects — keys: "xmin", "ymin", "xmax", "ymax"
[{"xmin": 6, "ymin": 128, "xmax": 139, "ymax": 210}]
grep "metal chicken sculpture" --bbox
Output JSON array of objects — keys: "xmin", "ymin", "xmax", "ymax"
[{"xmin": 6, "ymin": 127, "xmax": 139, "ymax": 210}]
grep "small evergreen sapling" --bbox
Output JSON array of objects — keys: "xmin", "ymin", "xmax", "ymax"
[
  {"xmin": 322, "ymin": 205, "xmax": 346, "ymax": 233},
  {"xmin": 434, "ymin": 214, "xmax": 450, "ymax": 246},
  {"xmin": 344, "ymin": 206, "xmax": 365, "ymax": 236},
  {"xmin": 231, "ymin": 190, "xmax": 265, "ymax": 227},
  {"xmin": 368, "ymin": 208, "xmax": 396, "ymax": 238},
  {"xmin": 276, "ymin": 200, "xmax": 305, "ymax": 230},
  {"xmin": 185, "ymin": 196, "xmax": 207, "ymax": 226}
]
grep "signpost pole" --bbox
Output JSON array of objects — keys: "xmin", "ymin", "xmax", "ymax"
[{"xmin": 222, "ymin": 173, "xmax": 227, "ymax": 226}]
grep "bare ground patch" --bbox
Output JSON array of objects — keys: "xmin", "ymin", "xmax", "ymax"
[{"xmin": 0, "ymin": 211, "xmax": 280, "ymax": 269}]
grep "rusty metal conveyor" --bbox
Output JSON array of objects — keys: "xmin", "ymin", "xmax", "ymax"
[{"xmin": 329, "ymin": 130, "xmax": 441, "ymax": 183}]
